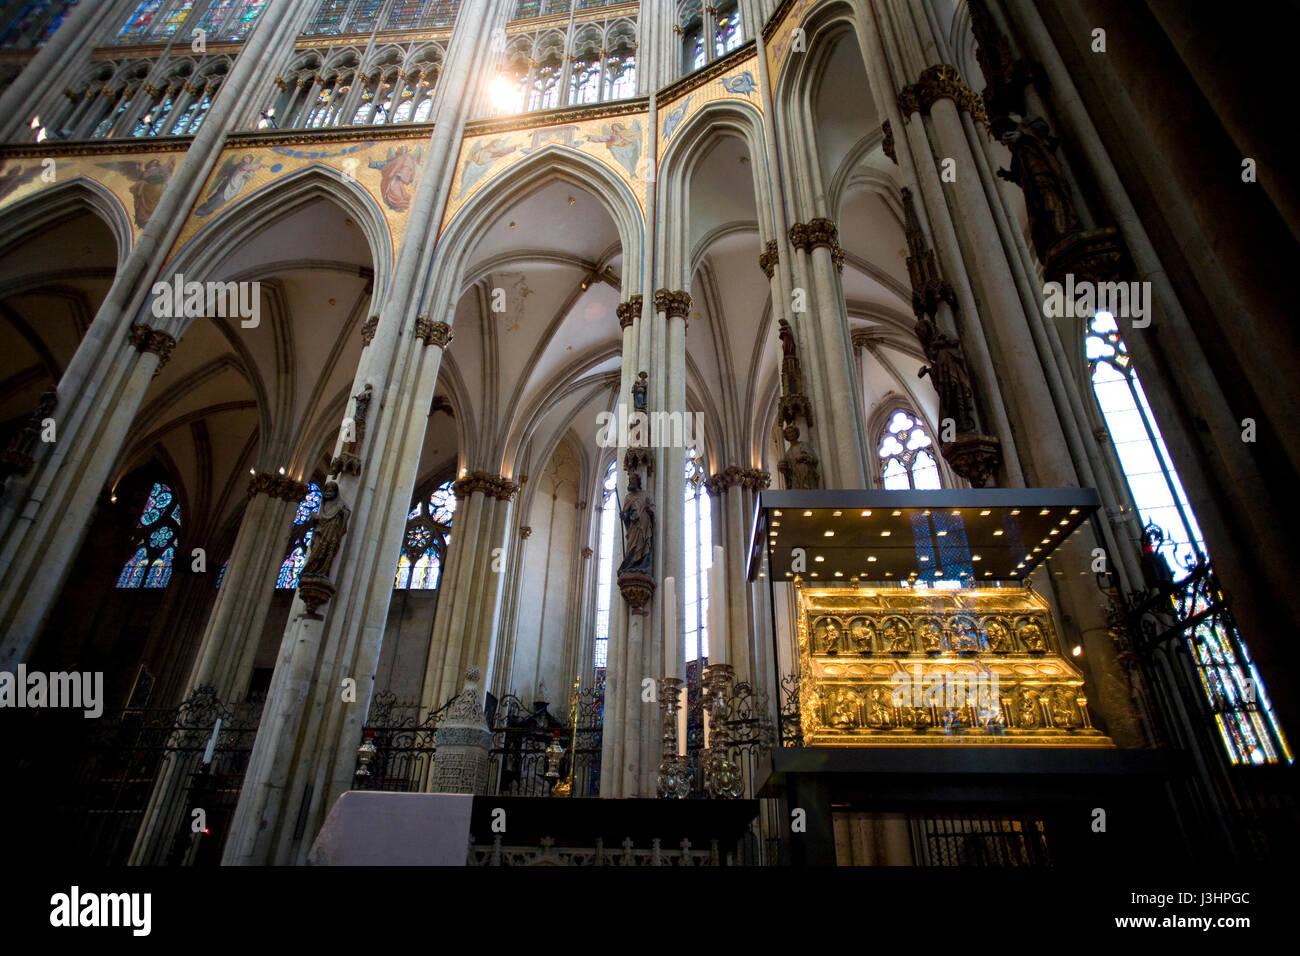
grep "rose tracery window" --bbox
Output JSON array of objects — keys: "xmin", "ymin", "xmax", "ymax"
[
  {"xmin": 877, "ymin": 409, "xmax": 941, "ymax": 490},
  {"xmin": 394, "ymin": 480, "xmax": 456, "ymax": 589},
  {"xmin": 116, "ymin": 481, "xmax": 181, "ymax": 589}
]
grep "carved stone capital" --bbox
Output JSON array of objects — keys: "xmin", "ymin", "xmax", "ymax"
[
  {"xmin": 247, "ymin": 472, "xmax": 309, "ymax": 502},
  {"xmin": 654, "ymin": 288, "xmax": 692, "ymax": 319},
  {"xmin": 297, "ymin": 573, "xmax": 335, "ymax": 619},
  {"xmin": 1042, "ymin": 226, "xmax": 1128, "ymax": 287},
  {"xmin": 898, "ymin": 64, "xmax": 988, "ymax": 128},
  {"xmin": 453, "ymin": 471, "xmax": 519, "ymax": 500},
  {"xmin": 328, "ymin": 453, "xmax": 362, "ymax": 477},
  {"xmin": 581, "ymin": 546, "xmax": 594, "ymax": 559},
  {"xmin": 778, "ymin": 393, "xmax": 814, "ymax": 429},
  {"xmin": 705, "ymin": 466, "xmax": 772, "ymax": 497},
  {"xmin": 623, "ymin": 445, "xmax": 655, "ymax": 477},
  {"xmin": 360, "ymin": 314, "xmax": 379, "ymax": 346},
  {"xmin": 940, "ymin": 433, "xmax": 1003, "ymax": 488},
  {"xmin": 520, "ymin": 525, "xmax": 532, "ymax": 538},
  {"xmin": 414, "ymin": 315, "xmax": 453, "ymax": 349},
  {"xmin": 789, "ymin": 220, "xmax": 844, "ymax": 271},
  {"xmin": 851, "ymin": 328, "xmax": 884, "ymax": 351},
  {"xmin": 618, "ymin": 570, "xmax": 656, "ymax": 614},
  {"xmin": 758, "ymin": 239, "xmax": 779, "ymax": 277},
  {"xmin": 128, "ymin": 324, "xmax": 177, "ymax": 371},
  {"xmin": 616, "ymin": 294, "xmax": 642, "ymax": 330}
]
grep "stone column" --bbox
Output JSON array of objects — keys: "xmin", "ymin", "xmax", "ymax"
[
  {"xmin": 185, "ymin": 473, "xmax": 308, "ymax": 699},
  {"xmin": 787, "ymin": 219, "xmax": 869, "ymax": 488},
  {"xmin": 222, "ymin": 0, "xmax": 514, "ymax": 864},
  {"xmin": 0, "ymin": 0, "xmax": 319, "ymax": 665},
  {"xmin": 0, "ymin": 0, "xmax": 124, "ymax": 141},
  {"xmin": 126, "ymin": 473, "xmax": 308, "ymax": 865},
  {"xmin": 705, "ymin": 467, "xmax": 770, "ymax": 684}
]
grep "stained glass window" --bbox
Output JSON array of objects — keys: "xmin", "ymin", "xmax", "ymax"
[
  {"xmin": 1, "ymin": 1, "xmax": 77, "ymax": 49},
  {"xmin": 1087, "ymin": 310, "xmax": 1290, "ymax": 765},
  {"xmin": 593, "ymin": 461, "xmax": 617, "ymax": 668},
  {"xmin": 114, "ymin": 1, "xmax": 163, "ymax": 44},
  {"xmin": 569, "ymin": 58, "xmax": 600, "ymax": 105},
  {"xmin": 877, "ymin": 409, "xmax": 941, "ymax": 490},
  {"xmin": 116, "ymin": 481, "xmax": 181, "ymax": 588},
  {"xmin": 393, "ymin": 480, "xmax": 455, "ymax": 589},
  {"xmin": 605, "ymin": 50, "xmax": 635, "ymax": 100},
  {"xmin": 277, "ymin": 481, "xmax": 322, "ymax": 589},
  {"xmin": 684, "ymin": 446, "xmax": 711, "ymax": 662},
  {"xmin": 304, "ymin": 0, "xmax": 348, "ymax": 35},
  {"xmin": 527, "ymin": 58, "xmax": 562, "ymax": 112},
  {"xmin": 714, "ymin": 5, "xmax": 741, "ymax": 57}
]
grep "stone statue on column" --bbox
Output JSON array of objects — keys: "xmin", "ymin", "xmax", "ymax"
[
  {"xmin": 915, "ymin": 317, "xmax": 978, "ymax": 436},
  {"xmin": 778, "ymin": 425, "xmax": 821, "ymax": 490},
  {"xmin": 901, "ymin": 187, "xmax": 1003, "ymax": 487},
  {"xmin": 778, "ymin": 319, "xmax": 803, "ymax": 397},
  {"xmin": 617, "ymin": 471, "xmax": 655, "ymax": 576},
  {"xmin": 298, "ymin": 479, "xmax": 351, "ymax": 616},
  {"xmin": 995, "ymin": 114, "xmax": 1081, "ymax": 265}
]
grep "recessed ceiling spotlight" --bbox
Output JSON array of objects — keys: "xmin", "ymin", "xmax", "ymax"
[
  {"xmin": 980, "ymin": 509, "xmax": 991, "ymax": 516},
  {"xmin": 993, "ymin": 530, "xmax": 1004, "ymax": 536}
]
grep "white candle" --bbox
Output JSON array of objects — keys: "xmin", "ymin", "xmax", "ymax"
[
  {"xmin": 703, "ymin": 708, "xmax": 711, "ymax": 750},
  {"xmin": 708, "ymin": 546, "xmax": 726, "ymax": 665},
  {"xmin": 662, "ymin": 576, "xmax": 676, "ymax": 678}
]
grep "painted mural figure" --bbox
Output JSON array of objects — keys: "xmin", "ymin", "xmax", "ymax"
[
  {"xmin": 721, "ymin": 71, "xmax": 756, "ymax": 96},
  {"xmin": 0, "ymin": 164, "xmax": 41, "ymax": 201},
  {"xmin": 662, "ymin": 95, "xmax": 692, "ymax": 141},
  {"xmin": 196, "ymin": 154, "xmax": 265, "ymax": 216},
  {"xmin": 585, "ymin": 119, "xmax": 642, "ymax": 178},
  {"xmin": 457, "ymin": 137, "xmax": 518, "ymax": 198},
  {"xmin": 369, "ymin": 144, "xmax": 422, "ymax": 212},
  {"xmin": 617, "ymin": 472, "xmax": 655, "ymax": 575},
  {"xmin": 98, "ymin": 156, "xmax": 176, "ymax": 227}
]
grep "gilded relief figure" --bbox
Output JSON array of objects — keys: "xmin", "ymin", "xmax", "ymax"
[
  {"xmin": 1016, "ymin": 688, "xmax": 1041, "ymax": 728},
  {"xmin": 831, "ymin": 689, "xmax": 857, "ymax": 728},
  {"xmin": 821, "ymin": 621, "xmax": 841, "ymax": 654},
  {"xmin": 1019, "ymin": 620, "xmax": 1047, "ymax": 652},
  {"xmin": 850, "ymin": 619, "xmax": 874, "ymax": 653},
  {"xmin": 984, "ymin": 618, "xmax": 1012, "ymax": 652},
  {"xmin": 1050, "ymin": 688, "xmax": 1078, "ymax": 729},
  {"xmin": 885, "ymin": 618, "xmax": 912, "ymax": 653},
  {"xmin": 867, "ymin": 687, "xmax": 893, "ymax": 728},
  {"xmin": 919, "ymin": 620, "xmax": 945, "ymax": 653}
]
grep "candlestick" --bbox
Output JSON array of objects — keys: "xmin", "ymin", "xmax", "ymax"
[
  {"xmin": 708, "ymin": 546, "xmax": 726, "ymax": 665},
  {"xmin": 677, "ymin": 683, "xmax": 688, "ymax": 756}
]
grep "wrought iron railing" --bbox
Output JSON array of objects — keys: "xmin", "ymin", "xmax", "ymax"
[
  {"xmin": 6, "ymin": 686, "xmax": 261, "ymax": 866},
  {"xmin": 1121, "ymin": 556, "xmax": 1295, "ymax": 860}
]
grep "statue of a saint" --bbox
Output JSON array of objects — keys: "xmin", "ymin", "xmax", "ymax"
[
  {"xmin": 916, "ymin": 318, "xmax": 978, "ymax": 437},
  {"xmin": 617, "ymin": 472, "xmax": 655, "ymax": 575},
  {"xmin": 301, "ymin": 480, "xmax": 351, "ymax": 580},
  {"xmin": 632, "ymin": 370, "xmax": 648, "ymax": 412},
  {"xmin": 777, "ymin": 319, "xmax": 803, "ymax": 396},
  {"xmin": 996, "ymin": 114, "xmax": 1081, "ymax": 262},
  {"xmin": 779, "ymin": 425, "xmax": 821, "ymax": 490}
]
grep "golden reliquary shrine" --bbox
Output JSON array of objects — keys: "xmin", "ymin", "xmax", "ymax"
[
  {"xmin": 750, "ymin": 489, "xmax": 1114, "ymax": 750},
  {"xmin": 795, "ymin": 584, "xmax": 1110, "ymax": 747}
]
